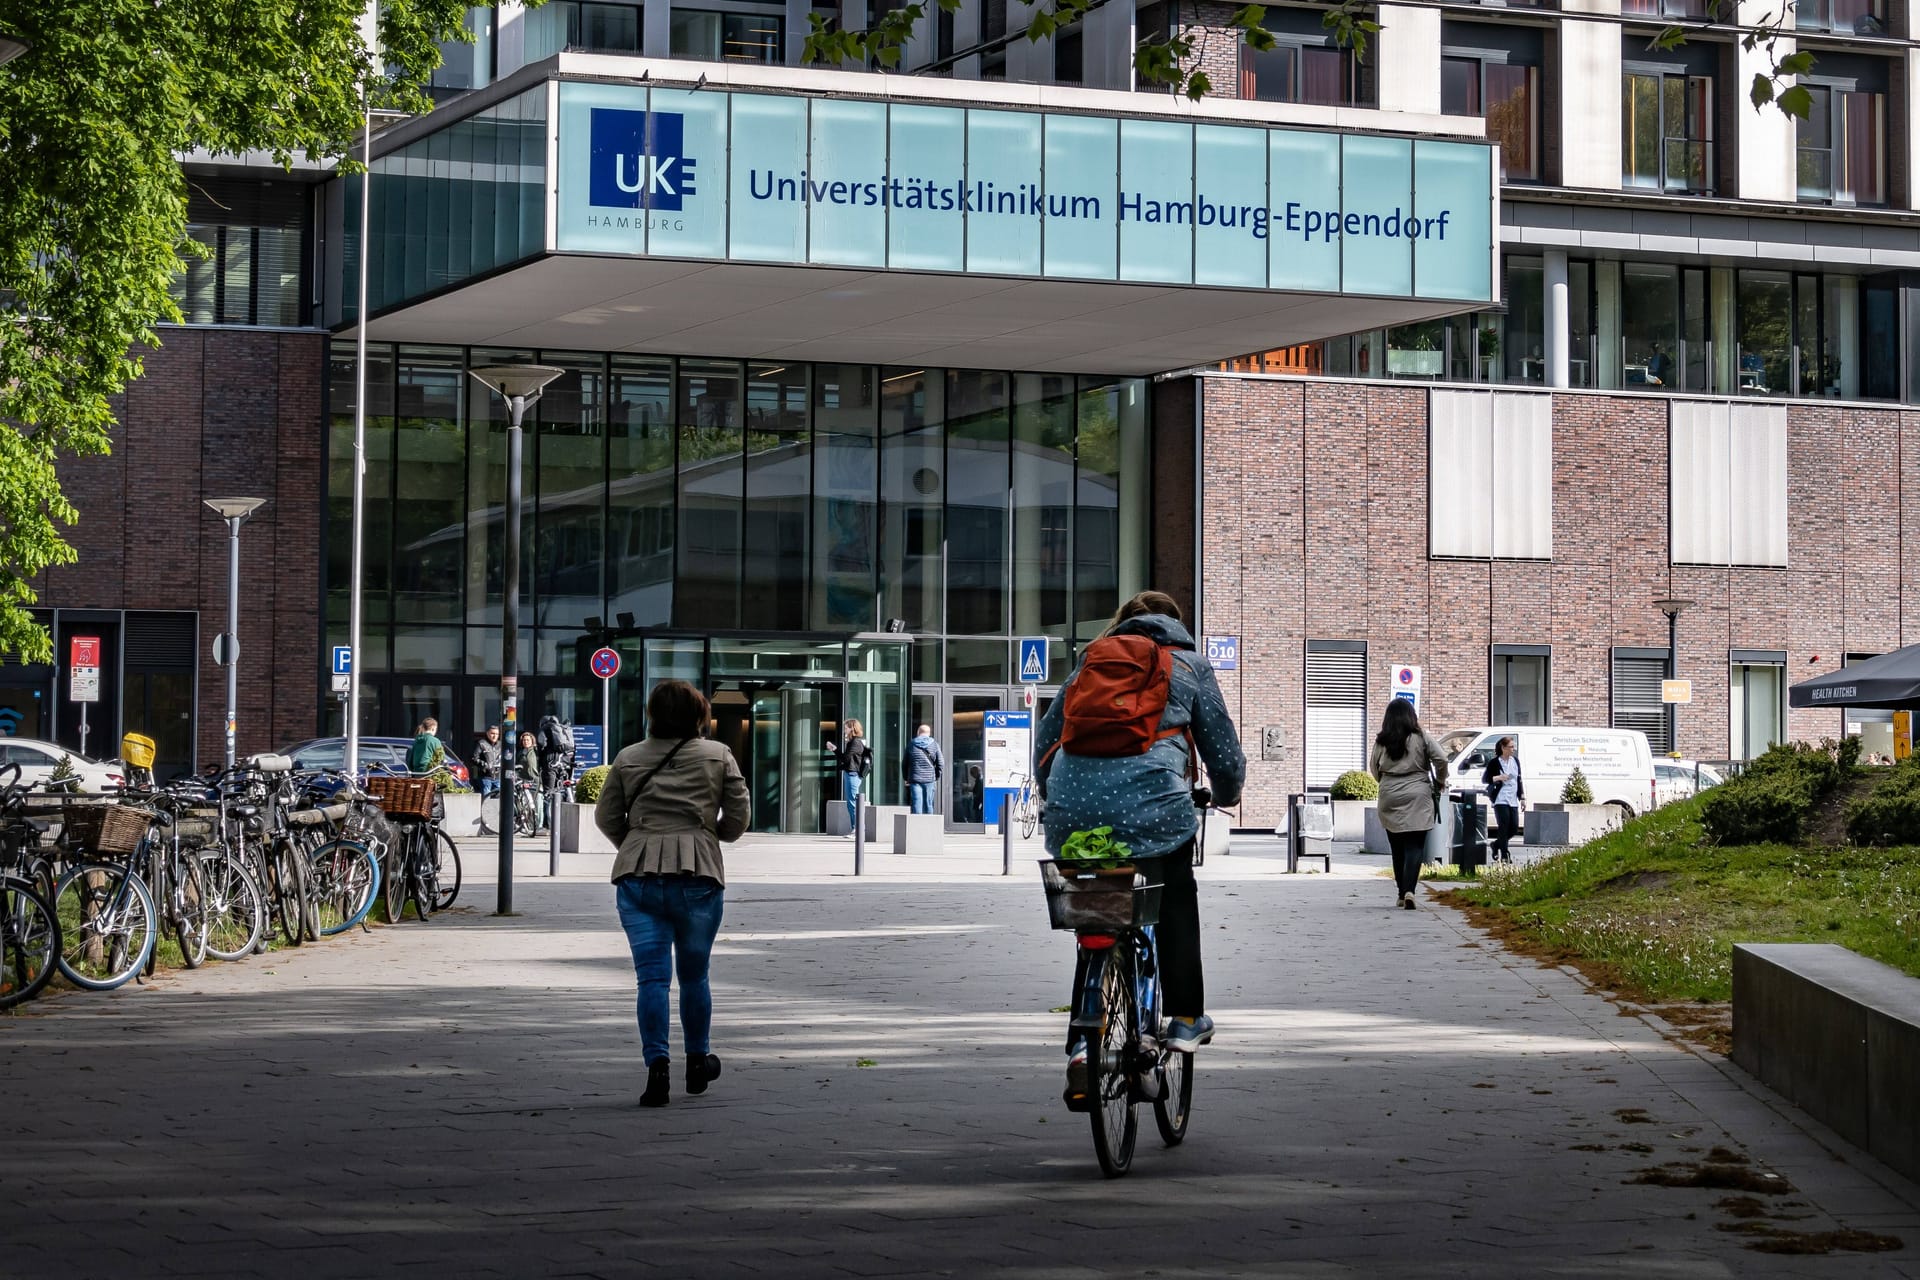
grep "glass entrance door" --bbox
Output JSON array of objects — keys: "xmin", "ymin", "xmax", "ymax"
[
  {"xmin": 709, "ymin": 679, "xmax": 842, "ymax": 833},
  {"xmin": 942, "ymin": 688, "xmax": 1005, "ymax": 832}
]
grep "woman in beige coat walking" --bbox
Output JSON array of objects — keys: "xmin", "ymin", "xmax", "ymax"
[
  {"xmin": 1368, "ymin": 698, "xmax": 1449, "ymax": 910},
  {"xmin": 596, "ymin": 680, "xmax": 750, "ymax": 1107}
]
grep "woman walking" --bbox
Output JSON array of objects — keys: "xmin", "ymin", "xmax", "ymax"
[
  {"xmin": 596, "ymin": 680, "xmax": 751, "ymax": 1108},
  {"xmin": 837, "ymin": 718, "xmax": 872, "ymax": 835},
  {"xmin": 1369, "ymin": 699, "xmax": 1449, "ymax": 910},
  {"xmin": 1480, "ymin": 735, "xmax": 1524, "ymax": 863}
]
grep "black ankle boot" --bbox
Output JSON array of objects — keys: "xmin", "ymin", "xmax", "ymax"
[
  {"xmin": 640, "ymin": 1060, "xmax": 671, "ymax": 1107},
  {"xmin": 686, "ymin": 1053, "xmax": 722, "ymax": 1096}
]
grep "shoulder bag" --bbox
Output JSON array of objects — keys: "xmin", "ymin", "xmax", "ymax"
[{"xmin": 625, "ymin": 737, "xmax": 694, "ymax": 830}]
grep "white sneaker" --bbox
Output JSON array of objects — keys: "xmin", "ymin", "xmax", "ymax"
[{"xmin": 1402, "ymin": 892, "xmax": 1416, "ymax": 910}]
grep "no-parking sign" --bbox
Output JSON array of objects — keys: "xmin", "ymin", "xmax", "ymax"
[{"xmin": 1391, "ymin": 664, "xmax": 1422, "ymax": 709}]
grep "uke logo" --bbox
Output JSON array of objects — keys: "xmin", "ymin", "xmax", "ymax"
[{"xmin": 589, "ymin": 108, "xmax": 698, "ymax": 211}]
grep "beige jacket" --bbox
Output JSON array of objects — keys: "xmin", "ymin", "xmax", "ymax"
[{"xmin": 596, "ymin": 736, "xmax": 750, "ymax": 885}]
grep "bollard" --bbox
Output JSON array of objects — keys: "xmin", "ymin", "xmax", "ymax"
[
  {"xmin": 1286, "ymin": 792, "xmax": 1303, "ymax": 874},
  {"xmin": 1002, "ymin": 808, "xmax": 1013, "ymax": 876},
  {"xmin": 549, "ymin": 803, "xmax": 560, "ymax": 877},
  {"xmin": 853, "ymin": 798, "xmax": 865, "ymax": 876}
]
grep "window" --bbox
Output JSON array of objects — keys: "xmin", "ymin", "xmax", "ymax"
[
  {"xmin": 670, "ymin": 9, "xmax": 784, "ymax": 63},
  {"xmin": 1797, "ymin": 0, "xmax": 1886, "ymax": 35},
  {"xmin": 1612, "ymin": 650, "xmax": 1671, "ymax": 756},
  {"xmin": 169, "ymin": 179, "xmax": 308, "ymax": 327},
  {"xmin": 1844, "ymin": 653, "xmax": 1897, "ymax": 759},
  {"xmin": 1734, "ymin": 270, "xmax": 1863, "ymax": 399},
  {"xmin": 429, "ymin": 5, "xmax": 493, "ymax": 100},
  {"xmin": 1730, "ymin": 652, "xmax": 1785, "ymax": 761},
  {"xmin": 1305, "ymin": 643, "xmax": 1367, "ymax": 787},
  {"xmin": 1798, "ymin": 84, "xmax": 1884, "ymax": 205},
  {"xmin": 1240, "ymin": 11, "xmax": 1373, "ymax": 106},
  {"xmin": 1441, "ymin": 29, "xmax": 1542, "ymax": 183},
  {"xmin": 1492, "ymin": 647, "xmax": 1550, "ymax": 725},
  {"xmin": 524, "ymin": 1, "xmax": 641, "ymax": 58},
  {"xmin": 1668, "ymin": 400, "xmax": 1787, "ymax": 567},
  {"xmin": 1620, "ymin": 0, "xmax": 1708, "ymax": 16},
  {"xmin": 1622, "ymin": 70, "xmax": 1714, "ymax": 194},
  {"xmin": 1620, "ymin": 262, "xmax": 1709, "ymax": 391},
  {"xmin": 1428, "ymin": 390, "xmax": 1553, "ymax": 561},
  {"xmin": 1054, "ymin": 28, "xmax": 1083, "ymax": 83}
]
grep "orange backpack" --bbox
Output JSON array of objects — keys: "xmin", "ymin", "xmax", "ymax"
[{"xmin": 1051, "ymin": 634, "xmax": 1184, "ymax": 758}]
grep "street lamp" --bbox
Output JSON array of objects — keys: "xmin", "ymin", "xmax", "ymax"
[
  {"xmin": 1654, "ymin": 597, "xmax": 1694, "ymax": 758},
  {"xmin": 468, "ymin": 364, "xmax": 563, "ymax": 916},
  {"xmin": 205, "ymin": 498, "xmax": 267, "ymax": 769}
]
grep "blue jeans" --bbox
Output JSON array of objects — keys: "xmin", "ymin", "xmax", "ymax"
[
  {"xmin": 479, "ymin": 778, "xmax": 499, "ymax": 799},
  {"xmin": 910, "ymin": 781, "xmax": 936, "ymax": 814},
  {"xmin": 614, "ymin": 875, "xmax": 726, "ymax": 1066},
  {"xmin": 842, "ymin": 772, "xmax": 863, "ymax": 829}
]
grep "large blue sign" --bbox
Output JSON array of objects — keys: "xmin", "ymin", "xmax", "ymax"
[
  {"xmin": 1205, "ymin": 636, "xmax": 1238, "ymax": 671},
  {"xmin": 555, "ymin": 83, "xmax": 1494, "ymax": 302},
  {"xmin": 573, "ymin": 725, "xmax": 604, "ymax": 772}
]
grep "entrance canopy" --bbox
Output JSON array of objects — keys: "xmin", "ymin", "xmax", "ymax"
[
  {"xmin": 1790, "ymin": 647, "xmax": 1920, "ymax": 709},
  {"xmin": 332, "ymin": 59, "xmax": 1498, "ymax": 374}
]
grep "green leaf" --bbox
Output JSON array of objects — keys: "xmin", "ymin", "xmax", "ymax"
[
  {"xmin": 1778, "ymin": 50, "xmax": 1816, "ymax": 76},
  {"xmin": 1776, "ymin": 84, "xmax": 1813, "ymax": 119},
  {"xmin": 1186, "ymin": 70, "xmax": 1213, "ymax": 101},
  {"xmin": 1750, "ymin": 73, "xmax": 1776, "ymax": 108},
  {"xmin": 1651, "ymin": 25, "xmax": 1688, "ymax": 50}
]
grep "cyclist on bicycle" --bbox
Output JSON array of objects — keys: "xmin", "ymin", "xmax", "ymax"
[{"xmin": 1036, "ymin": 590, "xmax": 1244, "ymax": 1105}]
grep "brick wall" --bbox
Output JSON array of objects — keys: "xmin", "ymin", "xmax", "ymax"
[
  {"xmin": 41, "ymin": 329, "xmax": 326, "ymax": 766},
  {"xmin": 1191, "ymin": 374, "xmax": 1920, "ymax": 826},
  {"xmin": 1177, "ymin": 1, "xmax": 1246, "ymax": 98}
]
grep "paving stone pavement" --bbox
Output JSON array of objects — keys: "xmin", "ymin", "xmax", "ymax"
[{"xmin": 3, "ymin": 844, "xmax": 1917, "ymax": 1279}]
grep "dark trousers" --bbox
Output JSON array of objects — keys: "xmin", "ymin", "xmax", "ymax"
[
  {"xmin": 1065, "ymin": 843, "xmax": 1201, "ymax": 1049},
  {"xmin": 1490, "ymin": 803, "xmax": 1520, "ymax": 860},
  {"xmin": 1387, "ymin": 829, "xmax": 1428, "ymax": 896}
]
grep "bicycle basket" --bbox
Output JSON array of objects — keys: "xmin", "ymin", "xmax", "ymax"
[
  {"xmin": 59, "ymin": 803, "xmax": 108, "ymax": 850},
  {"xmin": 366, "ymin": 775, "xmax": 436, "ymax": 821},
  {"xmin": 93, "ymin": 805, "xmax": 155, "ymax": 855},
  {"xmin": 1038, "ymin": 859, "xmax": 1164, "ymax": 932}
]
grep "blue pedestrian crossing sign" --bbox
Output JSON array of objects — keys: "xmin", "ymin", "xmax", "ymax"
[
  {"xmin": 331, "ymin": 645, "xmax": 352, "ymax": 676},
  {"xmin": 1017, "ymin": 637, "xmax": 1048, "ymax": 683}
]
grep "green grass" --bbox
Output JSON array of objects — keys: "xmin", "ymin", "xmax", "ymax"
[{"xmin": 1457, "ymin": 796, "xmax": 1920, "ymax": 1003}]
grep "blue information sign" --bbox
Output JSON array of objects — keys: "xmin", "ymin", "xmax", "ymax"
[
  {"xmin": 1017, "ymin": 637, "xmax": 1049, "ymax": 683},
  {"xmin": 573, "ymin": 725, "xmax": 604, "ymax": 772},
  {"xmin": 331, "ymin": 645, "xmax": 352, "ymax": 676},
  {"xmin": 1205, "ymin": 636, "xmax": 1238, "ymax": 671}
]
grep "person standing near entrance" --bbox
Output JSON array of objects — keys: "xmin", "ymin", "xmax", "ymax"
[
  {"xmin": 837, "ymin": 718, "xmax": 872, "ymax": 835},
  {"xmin": 1369, "ymin": 699, "xmax": 1449, "ymax": 910},
  {"xmin": 471, "ymin": 725, "xmax": 503, "ymax": 799},
  {"xmin": 905, "ymin": 724, "xmax": 943, "ymax": 814},
  {"xmin": 598, "ymin": 679, "xmax": 750, "ymax": 1108},
  {"xmin": 407, "ymin": 719, "xmax": 444, "ymax": 775},
  {"xmin": 1480, "ymin": 735, "xmax": 1524, "ymax": 863}
]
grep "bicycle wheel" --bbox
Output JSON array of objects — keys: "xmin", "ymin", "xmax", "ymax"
[
  {"xmin": 1086, "ymin": 946, "xmax": 1139, "ymax": 1178},
  {"xmin": 0, "ymin": 876, "xmax": 58, "ymax": 1009},
  {"xmin": 431, "ymin": 828, "xmax": 462, "ymax": 911},
  {"xmin": 201, "ymin": 852, "xmax": 266, "ymax": 961},
  {"xmin": 1020, "ymin": 792, "xmax": 1038, "ymax": 840},
  {"xmin": 381, "ymin": 834, "xmax": 407, "ymax": 923},
  {"xmin": 1154, "ymin": 1047, "xmax": 1194, "ymax": 1145},
  {"xmin": 268, "ymin": 843, "xmax": 308, "ymax": 946},
  {"xmin": 171, "ymin": 848, "xmax": 210, "ymax": 969},
  {"xmin": 309, "ymin": 841, "xmax": 379, "ymax": 936},
  {"xmin": 406, "ymin": 829, "xmax": 436, "ymax": 923},
  {"xmin": 54, "ymin": 861, "xmax": 157, "ymax": 991}
]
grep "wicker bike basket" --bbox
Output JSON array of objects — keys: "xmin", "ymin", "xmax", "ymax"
[
  {"xmin": 1038, "ymin": 857, "xmax": 1167, "ymax": 932},
  {"xmin": 366, "ymin": 774, "xmax": 437, "ymax": 821},
  {"xmin": 63, "ymin": 803, "xmax": 153, "ymax": 855}
]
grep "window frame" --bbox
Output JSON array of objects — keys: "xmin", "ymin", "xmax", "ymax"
[
  {"xmin": 1491, "ymin": 644, "xmax": 1552, "ymax": 726},
  {"xmin": 1621, "ymin": 63, "xmax": 1717, "ymax": 195},
  {"xmin": 1439, "ymin": 40, "xmax": 1542, "ymax": 184},
  {"xmin": 1796, "ymin": 80, "xmax": 1885, "ymax": 207},
  {"xmin": 1239, "ymin": 35, "xmax": 1374, "ymax": 107}
]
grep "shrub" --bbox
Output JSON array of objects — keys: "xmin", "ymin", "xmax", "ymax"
[
  {"xmin": 1329, "ymin": 770, "xmax": 1378, "ymax": 801},
  {"xmin": 1838, "ymin": 734, "xmax": 1864, "ymax": 771},
  {"xmin": 1847, "ymin": 756, "xmax": 1920, "ymax": 846},
  {"xmin": 575, "ymin": 765, "xmax": 610, "ymax": 806},
  {"xmin": 1701, "ymin": 778, "xmax": 1811, "ymax": 845},
  {"xmin": 1561, "ymin": 767, "xmax": 1594, "ymax": 805}
]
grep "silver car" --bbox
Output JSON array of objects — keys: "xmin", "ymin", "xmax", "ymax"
[
  {"xmin": 1655, "ymin": 759, "xmax": 1725, "ymax": 807},
  {"xmin": 0, "ymin": 738, "xmax": 126, "ymax": 793}
]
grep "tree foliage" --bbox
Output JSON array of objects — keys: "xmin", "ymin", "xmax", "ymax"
[
  {"xmin": 0, "ymin": 0, "xmax": 471, "ymax": 662},
  {"xmin": 808, "ymin": 0, "xmax": 1811, "ymax": 116}
]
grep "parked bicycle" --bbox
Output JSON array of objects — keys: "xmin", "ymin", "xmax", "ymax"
[
  {"xmin": 1009, "ymin": 771, "xmax": 1041, "ymax": 839},
  {"xmin": 366, "ymin": 769, "xmax": 461, "ymax": 923},
  {"xmin": 0, "ymin": 764, "xmax": 59, "ymax": 1009}
]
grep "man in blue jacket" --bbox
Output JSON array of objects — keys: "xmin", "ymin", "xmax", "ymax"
[
  {"xmin": 904, "ymin": 725, "xmax": 943, "ymax": 814},
  {"xmin": 1037, "ymin": 591, "xmax": 1245, "ymax": 1104}
]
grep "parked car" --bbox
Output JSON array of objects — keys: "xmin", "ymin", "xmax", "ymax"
[
  {"xmin": 278, "ymin": 736, "xmax": 471, "ymax": 786},
  {"xmin": 0, "ymin": 738, "xmax": 126, "ymax": 793},
  {"xmin": 1437, "ymin": 725, "xmax": 1658, "ymax": 817},
  {"xmin": 1655, "ymin": 759, "xmax": 1725, "ymax": 807}
]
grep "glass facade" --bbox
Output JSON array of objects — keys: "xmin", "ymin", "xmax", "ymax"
[
  {"xmin": 169, "ymin": 178, "xmax": 311, "ymax": 328},
  {"xmin": 328, "ymin": 341, "xmax": 1150, "ymax": 685},
  {"xmin": 1237, "ymin": 256, "xmax": 1917, "ymax": 406}
]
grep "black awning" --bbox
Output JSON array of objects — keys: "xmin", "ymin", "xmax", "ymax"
[{"xmin": 1790, "ymin": 645, "xmax": 1920, "ymax": 710}]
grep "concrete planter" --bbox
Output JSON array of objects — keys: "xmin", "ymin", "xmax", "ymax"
[
  {"xmin": 1525, "ymin": 803, "xmax": 1621, "ymax": 847},
  {"xmin": 1331, "ymin": 801, "xmax": 1371, "ymax": 841},
  {"xmin": 559, "ymin": 802, "xmax": 617, "ymax": 855},
  {"xmin": 439, "ymin": 792, "xmax": 486, "ymax": 836},
  {"xmin": 865, "ymin": 805, "xmax": 908, "ymax": 843}
]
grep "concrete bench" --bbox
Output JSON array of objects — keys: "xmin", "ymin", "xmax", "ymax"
[
  {"xmin": 892, "ymin": 813, "xmax": 944, "ymax": 854},
  {"xmin": 1732, "ymin": 943, "xmax": 1920, "ymax": 1184}
]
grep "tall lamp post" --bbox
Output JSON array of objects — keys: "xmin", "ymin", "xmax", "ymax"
[
  {"xmin": 1654, "ymin": 597, "xmax": 1694, "ymax": 758},
  {"xmin": 205, "ymin": 498, "xmax": 267, "ymax": 768},
  {"xmin": 468, "ymin": 365, "xmax": 563, "ymax": 916}
]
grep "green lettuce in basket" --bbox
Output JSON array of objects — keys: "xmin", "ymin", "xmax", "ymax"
[{"xmin": 1060, "ymin": 827, "xmax": 1132, "ymax": 864}]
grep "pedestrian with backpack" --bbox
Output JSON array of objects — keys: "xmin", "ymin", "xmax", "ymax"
[
  {"xmin": 904, "ymin": 725, "xmax": 943, "ymax": 814},
  {"xmin": 1036, "ymin": 590, "xmax": 1245, "ymax": 1107}
]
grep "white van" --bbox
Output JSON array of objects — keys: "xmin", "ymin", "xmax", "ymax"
[{"xmin": 1435, "ymin": 726, "xmax": 1657, "ymax": 817}]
